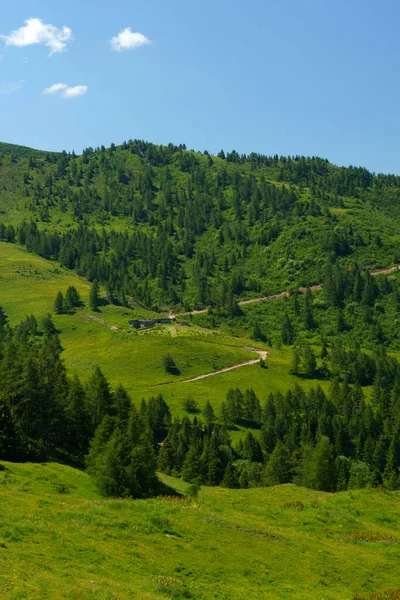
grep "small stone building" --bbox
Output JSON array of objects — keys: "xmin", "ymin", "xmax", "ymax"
[{"xmin": 128, "ymin": 318, "xmax": 172, "ymax": 329}]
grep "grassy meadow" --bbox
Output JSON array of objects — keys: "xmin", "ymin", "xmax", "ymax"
[
  {"xmin": 0, "ymin": 241, "xmax": 326, "ymax": 417},
  {"xmin": 0, "ymin": 461, "xmax": 399, "ymax": 599}
]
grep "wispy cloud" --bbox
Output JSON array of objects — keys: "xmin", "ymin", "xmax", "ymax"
[
  {"xmin": 1, "ymin": 18, "xmax": 72, "ymax": 55},
  {"xmin": 0, "ymin": 79, "xmax": 26, "ymax": 94},
  {"xmin": 42, "ymin": 83, "xmax": 88, "ymax": 98},
  {"xmin": 43, "ymin": 82, "xmax": 68, "ymax": 94},
  {"xmin": 111, "ymin": 27, "xmax": 151, "ymax": 52}
]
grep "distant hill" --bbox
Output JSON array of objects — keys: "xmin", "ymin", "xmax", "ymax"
[
  {"xmin": 1, "ymin": 139, "xmax": 400, "ymax": 314},
  {"xmin": 0, "ymin": 141, "xmax": 48, "ymax": 158}
]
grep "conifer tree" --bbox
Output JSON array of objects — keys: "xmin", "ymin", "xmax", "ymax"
[
  {"xmin": 54, "ymin": 291, "xmax": 64, "ymax": 315},
  {"xmin": 281, "ymin": 313, "xmax": 295, "ymax": 345},
  {"xmin": 86, "ymin": 367, "xmax": 114, "ymax": 434},
  {"xmin": 290, "ymin": 348, "xmax": 301, "ymax": 375},
  {"xmin": 303, "ymin": 289, "xmax": 316, "ymax": 330},
  {"xmin": 303, "ymin": 344, "xmax": 317, "ymax": 378},
  {"xmin": 263, "ymin": 441, "xmax": 293, "ymax": 485},
  {"xmin": 203, "ymin": 401, "xmax": 216, "ymax": 428},
  {"xmin": 182, "ymin": 441, "xmax": 202, "ymax": 482},
  {"xmin": 300, "ymin": 436, "xmax": 336, "ymax": 491},
  {"xmin": 221, "ymin": 462, "xmax": 240, "ymax": 488},
  {"xmin": 0, "ymin": 306, "xmax": 8, "ymax": 336},
  {"xmin": 242, "ymin": 432, "xmax": 263, "ymax": 463},
  {"xmin": 89, "ymin": 281, "xmax": 100, "ymax": 311},
  {"xmin": 157, "ymin": 438, "xmax": 176, "ymax": 475},
  {"xmin": 65, "ymin": 375, "xmax": 91, "ymax": 457}
]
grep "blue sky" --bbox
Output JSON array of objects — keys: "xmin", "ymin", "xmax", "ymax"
[{"xmin": 0, "ymin": 0, "xmax": 399, "ymax": 173}]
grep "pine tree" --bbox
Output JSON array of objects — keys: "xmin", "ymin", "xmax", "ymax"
[
  {"xmin": 300, "ymin": 436, "xmax": 336, "ymax": 491},
  {"xmin": 86, "ymin": 367, "xmax": 114, "ymax": 434},
  {"xmin": 219, "ymin": 401, "xmax": 231, "ymax": 427},
  {"xmin": 263, "ymin": 441, "xmax": 293, "ymax": 485},
  {"xmin": 335, "ymin": 456, "xmax": 350, "ymax": 491},
  {"xmin": 157, "ymin": 438, "xmax": 176, "ymax": 474},
  {"xmin": 146, "ymin": 394, "xmax": 172, "ymax": 443},
  {"xmin": 281, "ymin": 313, "xmax": 295, "ymax": 345},
  {"xmin": 41, "ymin": 314, "xmax": 58, "ymax": 337},
  {"xmin": 242, "ymin": 432, "xmax": 263, "ymax": 462},
  {"xmin": 243, "ymin": 389, "xmax": 261, "ymax": 424},
  {"xmin": 303, "ymin": 290, "xmax": 316, "ymax": 330},
  {"xmin": 113, "ymin": 385, "xmax": 132, "ymax": 425},
  {"xmin": 203, "ymin": 401, "xmax": 216, "ymax": 428},
  {"xmin": 89, "ymin": 281, "xmax": 100, "ymax": 311},
  {"xmin": 290, "ymin": 348, "xmax": 301, "ymax": 375},
  {"xmin": 226, "ymin": 388, "xmax": 243, "ymax": 423},
  {"xmin": 54, "ymin": 291, "xmax": 64, "ymax": 315},
  {"xmin": 0, "ymin": 306, "xmax": 8, "ymax": 337},
  {"xmin": 0, "ymin": 394, "xmax": 21, "ymax": 461},
  {"xmin": 181, "ymin": 441, "xmax": 202, "ymax": 482},
  {"xmin": 221, "ymin": 462, "xmax": 239, "ymax": 488},
  {"xmin": 303, "ymin": 345, "xmax": 317, "ymax": 378},
  {"xmin": 65, "ymin": 375, "xmax": 90, "ymax": 457}
]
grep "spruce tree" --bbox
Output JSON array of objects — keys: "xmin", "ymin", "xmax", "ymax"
[
  {"xmin": 54, "ymin": 291, "xmax": 64, "ymax": 314},
  {"xmin": 242, "ymin": 432, "xmax": 263, "ymax": 463},
  {"xmin": 182, "ymin": 441, "xmax": 202, "ymax": 482},
  {"xmin": 303, "ymin": 290, "xmax": 316, "ymax": 330},
  {"xmin": 86, "ymin": 367, "xmax": 114, "ymax": 434},
  {"xmin": 89, "ymin": 281, "xmax": 100, "ymax": 311},
  {"xmin": 221, "ymin": 462, "xmax": 240, "ymax": 488},
  {"xmin": 203, "ymin": 401, "xmax": 216, "ymax": 428},
  {"xmin": 281, "ymin": 313, "xmax": 295, "ymax": 345},
  {"xmin": 290, "ymin": 348, "xmax": 301, "ymax": 375},
  {"xmin": 0, "ymin": 306, "xmax": 8, "ymax": 337},
  {"xmin": 300, "ymin": 436, "xmax": 336, "ymax": 491},
  {"xmin": 303, "ymin": 345, "xmax": 317, "ymax": 378},
  {"xmin": 65, "ymin": 375, "xmax": 91, "ymax": 457},
  {"xmin": 263, "ymin": 441, "xmax": 293, "ymax": 485}
]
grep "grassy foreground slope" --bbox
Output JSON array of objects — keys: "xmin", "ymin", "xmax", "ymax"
[{"xmin": 0, "ymin": 461, "xmax": 399, "ymax": 600}]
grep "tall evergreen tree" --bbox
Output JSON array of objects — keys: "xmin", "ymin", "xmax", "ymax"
[{"xmin": 89, "ymin": 281, "xmax": 100, "ymax": 311}]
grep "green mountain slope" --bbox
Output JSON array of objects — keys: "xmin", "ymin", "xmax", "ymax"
[
  {"xmin": 1, "ymin": 140, "xmax": 400, "ymax": 312},
  {"xmin": 0, "ymin": 461, "xmax": 399, "ymax": 600},
  {"xmin": 1, "ymin": 142, "xmax": 400, "ymax": 541}
]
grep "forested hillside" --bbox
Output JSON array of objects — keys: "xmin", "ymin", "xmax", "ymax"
[
  {"xmin": 2, "ymin": 140, "xmax": 400, "ymax": 498},
  {"xmin": 1, "ymin": 140, "xmax": 400, "ymax": 313}
]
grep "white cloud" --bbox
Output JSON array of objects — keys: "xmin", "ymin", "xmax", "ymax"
[
  {"xmin": 0, "ymin": 79, "xmax": 26, "ymax": 94},
  {"xmin": 42, "ymin": 83, "xmax": 88, "ymax": 98},
  {"xmin": 42, "ymin": 82, "xmax": 67, "ymax": 94},
  {"xmin": 1, "ymin": 18, "xmax": 72, "ymax": 55},
  {"xmin": 62, "ymin": 85, "xmax": 88, "ymax": 98},
  {"xmin": 111, "ymin": 27, "xmax": 151, "ymax": 52}
]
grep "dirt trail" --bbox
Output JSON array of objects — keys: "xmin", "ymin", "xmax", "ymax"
[
  {"xmin": 155, "ymin": 347, "xmax": 268, "ymax": 386},
  {"xmin": 170, "ymin": 266, "xmax": 400, "ymax": 318},
  {"xmin": 87, "ymin": 315, "xmax": 118, "ymax": 331},
  {"xmin": 370, "ymin": 266, "xmax": 400, "ymax": 276}
]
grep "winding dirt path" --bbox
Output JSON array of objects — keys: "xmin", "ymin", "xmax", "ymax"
[
  {"xmin": 154, "ymin": 348, "xmax": 268, "ymax": 387},
  {"xmin": 170, "ymin": 265, "xmax": 400, "ymax": 319},
  {"xmin": 87, "ymin": 315, "xmax": 118, "ymax": 331}
]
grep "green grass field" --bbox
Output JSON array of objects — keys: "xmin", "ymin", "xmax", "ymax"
[
  {"xmin": 1, "ymin": 241, "xmax": 314, "ymax": 413},
  {"xmin": 0, "ymin": 461, "xmax": 399, "ymax": 600}
]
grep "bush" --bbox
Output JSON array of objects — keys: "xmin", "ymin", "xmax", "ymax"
[{"xmin": 183, "ymin": 397, "xmax": 200, "ymax": 413}]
